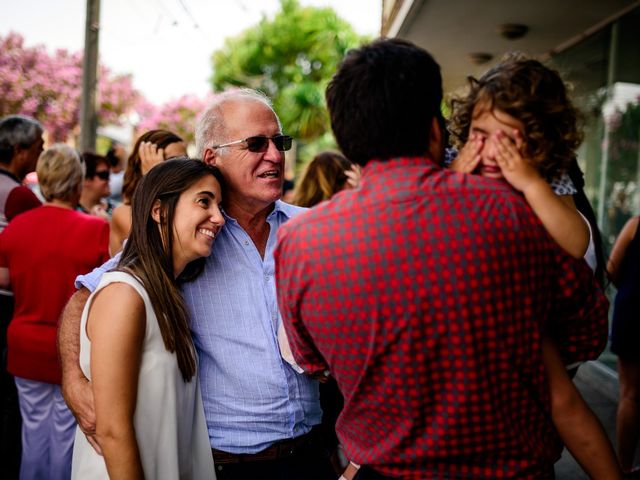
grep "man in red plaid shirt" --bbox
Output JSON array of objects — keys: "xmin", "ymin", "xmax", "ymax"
[{"xmin": 275, "ymin": 39, "xmax": 608, "ymax": 479}]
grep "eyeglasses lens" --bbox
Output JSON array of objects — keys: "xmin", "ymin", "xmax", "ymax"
[
  {"xmin": 246, "ymin": 136, "xmax": 292, "ymax": 153},
  {"xmin": 95, "ymin": 171, "xmax": 110, "ymax": 180}
]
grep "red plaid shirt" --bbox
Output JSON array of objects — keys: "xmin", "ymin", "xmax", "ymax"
[{"xmin": 275, "ymin": 156, "xmax": 608, "ymax": 479}]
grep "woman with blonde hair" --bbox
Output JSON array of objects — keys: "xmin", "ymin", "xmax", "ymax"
[
  {"xmin": 292, "ymin": 151, "xmax": 360, "ymax": 208},
  {"xmin": 0, "ymin": 144, "xmax": 109, "ymax": 479}
]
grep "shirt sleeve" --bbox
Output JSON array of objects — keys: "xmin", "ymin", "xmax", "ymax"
[
  {"xmin": 75, "ymin": 252, "xmax": 121, "ymax": 292},
  {"xmin": 548, "ymin": 246, "xmax": 609, "ymax": 365},
  {"xmin": 5, "ymin": 186, "xmax": 41, "ymax": 221},
  {"xmin": 275, "ymin": 221, "xmax": 329, "ymax": 375}
]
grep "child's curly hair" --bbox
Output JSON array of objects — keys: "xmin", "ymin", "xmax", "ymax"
[{"xmin": 448, "ymin": 55, "xmax": 583, "ymax": 181}]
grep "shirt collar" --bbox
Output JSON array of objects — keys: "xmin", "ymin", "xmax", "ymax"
[
  {"xmin": 221, "ymin": 200, "xmax": 306, "ymax": 224},
  {"xmin": 0, "ymin": 167, "xmax": 22, "ymax": 184},
  {"xmin": 362, "ymin": 155, "xmax": 442, "ymax": 177}
]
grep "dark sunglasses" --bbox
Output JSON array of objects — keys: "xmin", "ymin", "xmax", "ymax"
[
  {"xmin": 94, "ymin": 171, "xmax": 110, "ymax": 180},
  {"xmin": 211, "ymin": 135, "xmax": 293, "ymax": 153}
]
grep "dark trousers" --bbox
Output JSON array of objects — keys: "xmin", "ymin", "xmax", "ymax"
[
  {"xmin": 214, "ymin": 436, "xmax": 337, "ymax": 480},
  {"xmin": 215, "ymin": 455, "xmax": 337, "ymax": 480},
  {"xmin": 0, "ymin": 293, "xmax": 20, "ymax": 479}
]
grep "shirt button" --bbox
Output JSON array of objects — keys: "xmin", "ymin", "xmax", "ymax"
[
  {"xmin": 244, "ymin": 240, "xmax": 249, "ymax": 246},
  {"xmin": 264, "ymin": 275, "xmax": 270, "ymax": 282}
]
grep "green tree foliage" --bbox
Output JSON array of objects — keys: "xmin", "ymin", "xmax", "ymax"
[{"xmin": 211, "ymin": 0, "xmax": 367, "ymax": 164}]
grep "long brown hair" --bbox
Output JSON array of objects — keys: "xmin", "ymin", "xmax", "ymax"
[
  {"xmin": 122, "ymin": 129, "xmax": 184, "ymax": 203},
  {"xmin": 293, "ymin": 151, "xmax": 353, "ymax": 207},
  {"xmin": 118, "ymin": 159, "xmax": 225, "ymax": 381}
]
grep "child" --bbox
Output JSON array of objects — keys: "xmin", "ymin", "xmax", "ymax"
[{"xmin": 449, "ymin": 56, "xmax": 621, "ymax": 479}]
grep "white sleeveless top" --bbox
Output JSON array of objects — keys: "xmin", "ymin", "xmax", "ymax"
[{"xmin": 71, "ymin": 271, "xmax": 215, "ymax": 479}]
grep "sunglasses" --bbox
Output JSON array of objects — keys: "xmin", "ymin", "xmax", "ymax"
[
  {"xmin": 211, "ymin": 135, "xmax": 293, "ymax": 153},
  {"xmin": 94, "ymin": 171, "xmax": 110, "ymax": 181}
]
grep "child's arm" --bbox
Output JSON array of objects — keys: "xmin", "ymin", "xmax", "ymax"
[
  {"xmin": 542, "ymin": 338, "xmax": 621, "ymax": 479},
  {"xmin": 492, "ymin": 129, "xmax": 589, "ymax": 258},
  {"xmin": 89, "ymin": 282, "xmax": 145, "ymax": 479}
]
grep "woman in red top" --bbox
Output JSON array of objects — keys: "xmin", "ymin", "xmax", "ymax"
[{"xmin": 0, "ymin": 144, "xmax": 109, "ymax": 479}]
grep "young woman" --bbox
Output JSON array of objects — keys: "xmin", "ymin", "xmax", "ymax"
[
  {"xmin": 109, "ymin": 129, "xmax": 187, "ymax": 255},
  {"xmin": 449, "ymin": 56, "xmax": 620, "ymax": 479},
  {"xmin": 71, "ymin": 159, "xmax": 225, "ymax": 479}
]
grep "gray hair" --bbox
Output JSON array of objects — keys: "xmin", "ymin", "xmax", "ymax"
[
  {"xmin": 195, "ymin": 88, "xmax": 281, "ymax": 158},
  {"xmin": 37, "ymin": 144, "xmax": 85, "ymax": 202},
  {"xmin": 0, "ymin": 115, "xmax": 44, "ymax": 164}
]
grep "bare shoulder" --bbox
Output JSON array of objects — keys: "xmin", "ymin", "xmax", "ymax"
[
  {"xmin": 93, "ymin": 281, "xmax": 143, "ymax": 307},
  {"xmin": 627, "ymin": 215, "xmax": 640, "ymax": 234},
  {"xmin": 87, "ymin": 281, "xmax": 146, "ymax": 340},
  {"xmin": 111, "ymin": 204, "xmax": 131, "ymax": 228}
]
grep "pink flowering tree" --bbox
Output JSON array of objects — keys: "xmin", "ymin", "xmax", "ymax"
[
  {"xmin": 136, "ymin": 94, "xmax": 211, "ymax": 145},
  {"xmin": 0, "ymin": 32, "xmax": 140, "ymax": 142}
]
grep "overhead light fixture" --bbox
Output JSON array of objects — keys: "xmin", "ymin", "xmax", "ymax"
[
  {"xmin": 498, "ymin": 23, "xmax": 529, "ymax": 40},
  {"xmin": 468, "ymin": 52, "xmax": 494, "ymax": 65}
]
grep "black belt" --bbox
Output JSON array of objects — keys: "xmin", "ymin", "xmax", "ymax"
[{"xmin": 211, "ymin": 428, "xmax": 320, "ymax": 464}]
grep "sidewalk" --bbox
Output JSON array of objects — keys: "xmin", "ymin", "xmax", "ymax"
[{"xmin": 555, "ymin": 362, "xmax": 621, "ymax": 479}]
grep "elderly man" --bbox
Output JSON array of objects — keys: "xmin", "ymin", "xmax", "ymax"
[
  {"xmin": 0, "ymin": 114, "xmax": 44, "ymax": 478},
  {"xmin": 0, "ymin": 114, "xmax": 43, "ymax": 231},
  {"xmin": 58, "ymin": 89, "xmax": 335, "ymax": 480},
  {"xmin": 275, "ymin": 38, "xmax": 609, "ymax": 479}
]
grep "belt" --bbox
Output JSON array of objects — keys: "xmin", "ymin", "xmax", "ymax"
[{"xmin": 211, "ymin": 429, "xmax": 320, "ymax": 464}]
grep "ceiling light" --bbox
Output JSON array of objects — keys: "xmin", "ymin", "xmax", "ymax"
[
  {"xmin": 468, "ymin": 52, "xmax": 494, "ymax": 65},
  {"xmin": 498, "ymin": 23, "xmax": 529, "ymax": 40}
]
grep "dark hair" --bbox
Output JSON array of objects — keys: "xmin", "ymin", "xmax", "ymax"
[
  {"xmin": 106, "ymin": 141, "xmax": 123, "ymax": 168},
  {"xmin": 326, "ymin": 38, "xmax": 443, "ymax": 166},
  {"xmin": 293, "ymin": 151, "xmax": 353, "ymax": 207},
  {"xmin": 0, "ymin": 115, "xmax": 43, "ymax": 164},
  {"xmin": 118, "ymin": 159, "xmax": 225, "ymax": 381},
  {"xmin": 81, "ymin": 152, "xmax": 110, "ymax": 179},
  {"xmin": 449, "ymin": 56, "xmax": 583, "ymax": 181},
  {"xmin": 122, "ymin": 129, "xmax": 184, "ymax": 203}
]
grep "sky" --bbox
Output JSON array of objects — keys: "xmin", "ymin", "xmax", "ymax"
[{"xmin": 0, "ymin": 0, "xmax": 382, "ymax": 105}]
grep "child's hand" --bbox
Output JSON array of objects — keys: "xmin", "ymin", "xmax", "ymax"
[
  {"xmin": 491, "ymin": 129, "xmax": 544, "ymax": 193},
  {"xmin": 450, "ymin": 133, "xmax": 483, "ymax": 173}
]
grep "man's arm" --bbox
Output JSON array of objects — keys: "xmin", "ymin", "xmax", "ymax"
[
  {"xmin": 543, "ymin": 338, "xmax": 621, "ymax": 479},
  {"xmin": 58, "ymin": 287, "xmax": 102, "ymax": 453}
]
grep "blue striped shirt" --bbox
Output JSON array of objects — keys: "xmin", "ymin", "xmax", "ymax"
[{"xmin": 75, "ymin": 200, "xmax": 322, "ymax": 453}]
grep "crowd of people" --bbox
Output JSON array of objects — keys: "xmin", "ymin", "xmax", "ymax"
[{"xmin": 0, "ymin": 37, "xmax": 639, "ymax": 479}]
